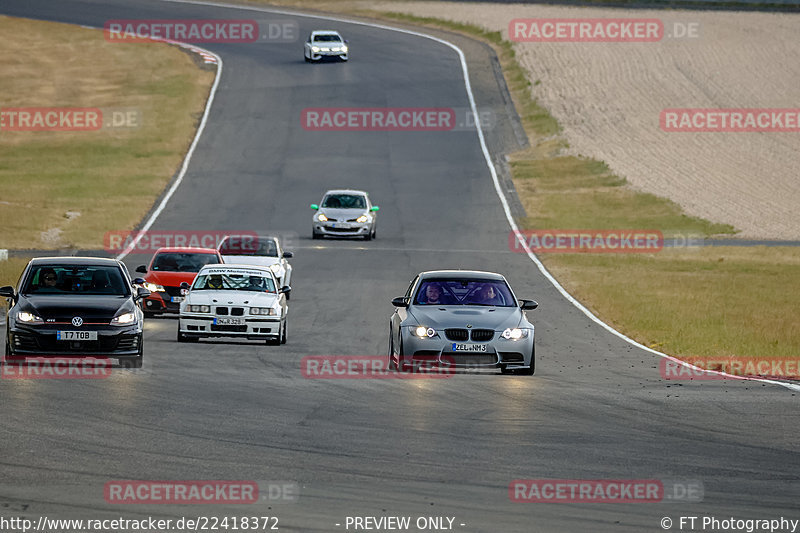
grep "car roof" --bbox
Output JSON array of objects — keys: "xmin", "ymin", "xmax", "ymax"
[
  {"xmin": 30, "ymin": 256, "xmax": 121, "ymax": 266},
  {"xmin": 153, "ymin": 247, "xmax": 220, "ymax": 254},
  {"xmin": 418, "ymin": 270, "xmax": 507, "ymax": 281},
  {"xmin": 311, "ymin": 30, "xmax": 342, "ymax": 36},
  {"xmin": 218, "ymin": 235, "xmax": 279, "ymax": 245},
  {"xmin": 323, "ymin": 189, "xmax": 368, "ymax": 196},
  {"xmin": 198, "ymin": 263, "xmax": 274, "ymax": 274}
]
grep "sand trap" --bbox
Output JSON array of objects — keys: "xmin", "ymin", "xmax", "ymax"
[{"xmin": 369, "ymin": 2, "xmax": 800, "ymax": 239}]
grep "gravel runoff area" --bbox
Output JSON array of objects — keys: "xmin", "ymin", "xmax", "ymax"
[{"xmin": 369, "ymin": 2, "xmax": 800, "ymax": 240}]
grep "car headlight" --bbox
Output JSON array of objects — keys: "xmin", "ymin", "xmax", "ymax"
[
  {"xmin": 188, "ymin": 305, "xmax": 211, "ymax": 313},
  {"xmin": 143, "ymin": 282, "xmax": 165, "ymax": 292},
  {"xmin": 414, "ymin": 326, "xmax": 436, "ymax": 338},
  {"xmin": 16, "ymin": 311, "xmax": 43, "ymax": 324},
  {"xmin": 250, "ymin": 307, "xmax": 276, "ymax": 315},
  {"xmin": 111, "ymin": 312, "xmax": 136, "ymax": 325},
  {"xmin": 311, "ymin": 46, "xmax": 320, "ymax": 52},
  {"xmin": 502, "ymin": 328, "xmax": 529, "ymax": 340},
  {"xmin": 268, "ymin": 264, "xmax": 282, "ymax": 274},
  {"xmin": 341, "ymin": 45, "xmax": 348, "ymax": 52},
  {"xmin": 356, "ymin": 214, "xmax": 369, "ymax": 223},
  {"xmin": 317, "ymin": 213, "xmax": 328, "ymax": 222}
]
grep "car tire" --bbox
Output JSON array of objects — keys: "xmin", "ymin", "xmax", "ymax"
[
  {"xmin": 312, "ymin": 232, "xmax": 321, "ymax": 240},
  {"xmin": 388, "ymin": 331, "xmax": 397, "ymax": 370},
  {"xmin": 363, "ymin": 232, "xmax": 372, "ymax": 241},
  {"xmin": 281, "ymin": 321, "xmax": 287, "ymax": 344},
  {"xmin": 267, "ymin": 323, "xmax": 282, "ymax": 346},
  {"xmin": 516, "ymin": 344, "xmax": 535, "ymax": 376},
  {"xmin": 371, "ymin": 228, "xmax": 376, "ymax": 240},
  {"xmin": 4, "ymin": 339, "xmax": 11, "ymax": 358},
  {"xmin": 304, "ymin": 55, "xmax": 310, "ymax": 62}
]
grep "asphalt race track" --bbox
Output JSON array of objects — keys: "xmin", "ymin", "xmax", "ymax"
[{"xmin": 0, "ymin": 1, "xmax": 798, "ymax": 532}]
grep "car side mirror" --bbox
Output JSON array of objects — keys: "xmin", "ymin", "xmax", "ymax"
[
  {"xmin": 180, "ymin": 282, "xmax": 191, "ymax": 290},
  {"xmin": 132, "ymin": 277, "xmax": 146, "ymax": 286},
  {"xmin": 371, "ymin": 206, "xmax": 380, "ymax": 212},
  {"xmin": 280, "ymin": 285, "xmax": 292, "ymax": 294},
  {"xmin": 519, "ymin": 300, "xmax": 538, "ymax": 310},
  {"xmin": 391, "ymin": 296, "xmax": 409, "ymax": 308},
  {"xmin": 135, "ymin": 265, "xmax": 147, "ymax": 273},
  {"xmin": 310, "ymin": 204, "xmax": 319, "ymax": 210},
  {"xmin": 136, "ymin": 287, "xmax": 151, "ymax": 299},
  {"xmin": 0, "ymin": 286, "xmax": 15, "ymax": 299},
  {"xmin": 283, "ymin": 251, "xmax": 293, "ymax": 258},
  {"xmin": 344, "ymin": 39, "xmax": 349, "ymax": 43}
]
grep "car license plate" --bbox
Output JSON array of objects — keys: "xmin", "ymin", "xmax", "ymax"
[
  {"xmin": 171, "ymin": 296, "xmax": 184, "ymax": 303},
  {"xmin": 214, "ymin": 317, "xmax": 245, "ymax": 326},
  {"xmin": 57, "ymin": 331, "xmax": 98, "ymax": 341},
  {"xmin": 332, "ymin": 223, "xmax": 351, "ymax": 229},
  {"xmin": 452, "ymin": 343, "xmax": 488, "ymax": 352}
]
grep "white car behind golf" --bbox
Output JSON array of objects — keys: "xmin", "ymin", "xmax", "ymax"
[
  {"xmin": 217, "ymin": 235, "xmax": 293, "ymax": 298},
  {"xmin": 177, "ymin": 264, "xmax": 289, "ymax": 345}
]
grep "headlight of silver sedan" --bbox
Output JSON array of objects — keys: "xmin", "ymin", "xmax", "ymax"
[
  {"xmin": 250, "ymin": 307, "xmax": 276, "ymax": 315},
  {"xmin": 413, "ymin": 326, "xmax": 436, "ymax": 338},
  {"xmin": 501, "ymin": 328, "xmax": 530, "ymax": 340},
  {"xmin": 188, "ymin": 305, "xmax": 211, "ymax": 313}
]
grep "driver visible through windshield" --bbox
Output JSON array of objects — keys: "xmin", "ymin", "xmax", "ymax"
[{"xmin": 415, "ymin": 279, "xmax": 515, "ymax": 306}]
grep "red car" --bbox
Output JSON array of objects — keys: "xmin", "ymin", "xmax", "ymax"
[{"xmin": 135, "ymin": 247, "xmax": 222, "ymax": 316}]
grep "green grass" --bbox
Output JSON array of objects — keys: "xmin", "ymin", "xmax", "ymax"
[{"xmin": 0, "ymin": 16, "xmax": 214, "ymax": 250}]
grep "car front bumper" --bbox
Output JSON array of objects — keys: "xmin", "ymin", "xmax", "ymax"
[
  {"xmin": 313, "ymin": 221, "xmax": 373, "ymax": 238},
  {"xmin": 309, "ymin": 50, "xmax": 348, "ymax": 60},
  {"xmin": 399, "ymin": 331, "xmax": 534, "ymax": 369},
  {"xmin": 6, "ymin": 323, "xmax": 143, "ymax": 356},
  {"xmin": 179, "ymin": 314, "xmax": 284, "ymax": 339}
]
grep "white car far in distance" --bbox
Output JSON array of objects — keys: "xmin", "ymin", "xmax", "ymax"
[
  {"xmin": 177, "ymin": 264, "xmax": 289, "ymax": 345},
  {"xmin": 217, "ymin": 235, "xmax": 293, "ymax": 299},
  {"xmin": 304, "ymin": 30, "xmax": 348, "ymax": 62}
]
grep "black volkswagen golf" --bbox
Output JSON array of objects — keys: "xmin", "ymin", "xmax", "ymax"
[{"xmin": 1, "ymin": 257, "xmax": 150, "ymax": 368}]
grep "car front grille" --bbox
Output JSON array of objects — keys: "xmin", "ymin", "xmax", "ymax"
[
  {"xmin": 445, "ymin": 329, "xmax": 469, "ymax": 341},
  {"xmin": 326, "ymin": 227, "xmax": 357, "ymax": 233},
  {"xmin": 231, "ymin": 307, "xmax": 244, "ymax": 316},
  {"xmin": 216, "ymin": 307, "xmax": 228, "ymax": 315},
  {"xmin": 164, "ymin": 286, "xmax": 183, "ymax": 297},
  {"xmin": 210, "ymin": 324, "xmax": 247, "ymax": 333},
  {"xmin": 470, "ymin": 329, "xmax": 494, "ymax": 342},
  {"xmin": 444, "ymin": 353, "xmax": 499, "ymax": 366}
]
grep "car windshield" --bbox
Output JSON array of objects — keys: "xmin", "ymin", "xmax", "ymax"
[
  {"xmin": 23, "ymin": 265, "xmax": 129, "ymax": 296},
  {"xmin": 322, "ymin": 194, "xmax": 366, "ymax": 209},
  {"xmin": 192, "ymin": 273, "xmax": 276, "ymax": 293},
  {"xmin": 313, "ymin": 34, "xmax": 342, "ymax": 42},
  {"xmin": 414, "ymin": 279, "xmax": 515, "ymax": 307},
  {"xmin": 219, "ymin": 237, "xmax": 278, "ymax": 257},
  {"xmin": 152, "ymin": 252, "xmax": 219, "ymax": 272}
]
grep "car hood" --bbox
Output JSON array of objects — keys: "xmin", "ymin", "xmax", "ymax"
[
  {"xmin": 21, "ymin": 295, "xmax": 133, "ymax": 321},
  {"xmin": 220, "ymin": 255, "xmax": 280, "ymax": 268},
  {"xmin": 186, "ymin": 290, "xmax": 279, "ymax": 306},
  {"xmin": 407, "ymin": 305, "xmax": 523, "ymax": 330},
  {"xmin": 146, "ymin": 271, "xmax": 200, "ymax": 286},
  {"xmin": 318, "ymin": 208, "xmax": 368, "ymax": 220}
]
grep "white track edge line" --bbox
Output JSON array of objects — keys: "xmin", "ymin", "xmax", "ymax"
[{"xmin": 156, "ymin": 0, "xmax": 798, "ymax": 392}]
